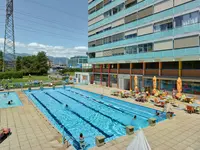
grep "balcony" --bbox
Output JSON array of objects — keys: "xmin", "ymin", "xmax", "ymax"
[
  {"xmin": 89, "ymin": 0, "xmax": 124, "ymax": 20},
  {"xmin": 88, "ymin": 0, "xmax": 103, "ymax": 10},
  {"xmin": 182, "ymin": 69, "xmax": 200, "ymax": 78},
  {"xmin": 145, "ymin": 69, "xmax": 159, "ymax": 76},
  {"xmin": 88, "ymin": 0, "xmax": 198, "ymax": 32},
  {"xmin": 161, "ymin": 69, "xmax": 178, "ymax": 77},
  {"xmin": 89, "ymin": 23, "xmax": 199, "ymax": 52},
  {"xmin": 102, "ymin": 68, "xmax": 108, "ymax": 73},
  {"xmin": 132, "ymin": 69, "xmax": 143, "ymax": 75},
  {"xmin": 94, "ymin": 68, "xmax": 100, "ymax": 73},
  {"xmin": 119, "ymin": 69, "xmax": 130, "ymax": 74},
  {"xmin": 110, "ymin": 69, "xmax": 117, "ymax": 73},
  {"xmin": 88, "ymin": 47, "xmax": 200, "ymax": 64}
]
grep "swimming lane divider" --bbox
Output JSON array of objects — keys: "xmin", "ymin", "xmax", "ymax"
[
  {"xmin": 57, "ymin": 91, "xmax": 127, "ymax": 127},
  {"xmin": 30, "ymin": 94, "xmax": 80, "ymax": 150},
  {"xmin": 69, "ymin": 89, "xmax": 148, "ymax": 119},
  {"xmin": 68, "ymin": 90, "xmax": 132, "ymax": 116},
  {"xmin": 44, "ymin": 92, "xmax": 112, "ymax": 138}
]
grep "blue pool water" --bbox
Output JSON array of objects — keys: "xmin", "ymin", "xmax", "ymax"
[
  {"xmin": 25, "ymin": 87, "xmax": 166, "ymax": 149},
  {"xmin": 0, "ymin": 92, "xmax": 23, "ymax": 108}
]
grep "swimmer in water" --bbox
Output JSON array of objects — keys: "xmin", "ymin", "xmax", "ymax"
[
  {"xmin": 8, "ymin": 100, "xmax": 13, "ymax": 105},
  {"xmin": 133, "ymin": 115, "xmax": 137, "ymax": 120},
  {"xmin": 156, "ymin": 110, "xmax": 160, "ymax": 116},
  {"xmin": 64, "ymin": 104, "xmax": 68, "ymax": 109},
  {"xmin": 79, "ymin": 133, "xmax": 86, "ymax": 149}
]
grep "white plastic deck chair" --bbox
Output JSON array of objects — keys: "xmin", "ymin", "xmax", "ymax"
[{"xmin": 127, "ymin": 129, "xmax": 151, "ymax": 150}]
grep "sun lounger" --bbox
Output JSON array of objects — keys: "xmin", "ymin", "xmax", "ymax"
[
  {"xmin": 111, "ymin": 90, "xmax": 119, "ymax": 96},
  {"xmin": 186, "ymin": 105, "xmax": 195, "ymax": 113}
]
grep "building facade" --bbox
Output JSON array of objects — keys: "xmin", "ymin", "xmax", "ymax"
[
  {"xmin": 68, "ymin": 56, "xmax": 92, "ymax": 68},
  {"xmin": 88, "ymin": 0, "xmax": 200, "ymax": 94}
]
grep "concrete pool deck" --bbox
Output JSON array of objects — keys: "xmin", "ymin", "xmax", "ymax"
[
  {"xmin": 0, "ymin": 87, "xmax": 200, "ymax": 150},
  {"xmin": 0, "ymin": 90, "xmax": 72, "ymax": 150},
  {"xmin": 75, "ymin": 85, "xmax": 200, "ymax": 150}
]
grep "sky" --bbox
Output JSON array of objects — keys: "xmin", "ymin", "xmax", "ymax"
[{"xmin": 0, "ymin": 0, "xmax": 88, "ymax": 58}]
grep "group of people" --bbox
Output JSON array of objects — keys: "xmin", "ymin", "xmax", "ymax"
[{"xmin": 3, "ymin": 93, "xmax": 13, "ymax": 105}]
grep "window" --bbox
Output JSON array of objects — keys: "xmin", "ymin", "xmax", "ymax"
[
  {"xmin": 104, "ymin": 10, "xmax": 112, "ymax": 18},
  {"xmin": 104, "ymin": 0, "xmax": 112, "ymax": 6},
  {"xmin": 112, "ymin": 33, "xmax": 124, "ymax": 42},
  {"xmin": 112, "ymin": 48, "xmax": 124, "ymax": 56},
  {"xmin": 146, "ymin": 63, "xmax": 159, "ymax": 69},
  {"xmin": 125, "ymin": 13, "xmax": 137, "ymax": 24},
  {"xmin": 138, "ymin": 43, "xmax": 153, "ymax": 53},
  {"xmin": 96, "ymin": 39, "xmax": 103, "ymax": 46},
  {"xmin": 112, "ymin": 3, "xmax": 124, "ymax": 15},
  {"xmin": 154, "ymin": 19, "xmax": 173, "ymax": 32},
  {"xmin": 125, "ymin": 33, "xmax": 137, "ymax": 39},
  {"xmin": 175, "ymin": 11, "xmax": 199, "ymax": 28},
  {"xmin": 104, "ymin": 27, "xmax": 111, "ymax": 31},
  {"xmin": 125, "ymin": 0, "xmax": 137, "ymax": 9},
  {"xmin": 96, "ymin": 2, "xmax": 103, "ymax": 11},
  {"xmin": 94, "ymin": 74, "xmax": 100, "ymax": 81},
  {"xmin": 88, "ymin": 7, "xmax": 96, "ymax": 14},
  {"xmin": 96, "ymin": 30, "xmax": 103, "ymax": 34},
  {"xmin": 88, "ymin": 53, "xmax": 95, "ymax": 58},
  {"xmin": 104, "ymin": 36, "xmax": 112, "ymax": 44},
  {"xmin": 89, "ymin": 0, "xmax": 95, "ymax": 5},
  {"xmin": 88, "ymin": 41, "xmax": 96, "ymax": 47},
  {"xmin": 125, "ymin": 45, "xmax": 137, "ymax": 54},
  {"xmin": 112, "ymin": 53, "xmax": 124, "ymax": 56}
]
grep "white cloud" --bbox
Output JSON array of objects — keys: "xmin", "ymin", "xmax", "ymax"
[
  {"xmin": 74, "ymin": 46, "xmax": 88, "ymax": 50},
  {"xmin": 0, "ymin": 38, "xmax": 88, "ymax": 58}
]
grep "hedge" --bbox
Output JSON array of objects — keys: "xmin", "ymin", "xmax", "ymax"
[{"xmin": 0, "ymin": 71, "xmax": 23, "ymax": 79}]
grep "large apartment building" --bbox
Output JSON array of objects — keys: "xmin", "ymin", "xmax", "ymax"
[{"xmin": 88, "ymin": 0, "xmax": 200, "ymax": 94}]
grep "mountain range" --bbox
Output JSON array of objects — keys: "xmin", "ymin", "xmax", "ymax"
[{"xmin": 4, "ymin": 53, "xmax": 67, "ymax": 65}]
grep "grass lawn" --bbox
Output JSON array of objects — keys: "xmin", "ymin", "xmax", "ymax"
[
  {"xmin": 66, "ymin": 72, "xmax": 75, "ymax": 76},
  {"xmin": 11, "ymin": 76, "xmax": 50, "ymax": 83}
]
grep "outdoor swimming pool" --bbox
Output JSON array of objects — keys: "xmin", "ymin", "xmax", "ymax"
[
  {"xmin": 25, "ymin": 87, "xmax": 166, "ymax": 149},
  {"xmin": 0, "ymin": 92, "xmax": 23, "ymax": 108}
]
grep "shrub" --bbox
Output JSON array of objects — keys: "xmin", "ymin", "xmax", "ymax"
[{"xmin": 0, "ymin": 71, "xmax": 23, "ymax": 79}]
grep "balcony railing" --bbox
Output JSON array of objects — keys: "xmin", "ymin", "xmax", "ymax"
[
  {"xmin": 89, "ymin": 23, "xmax": 199, "ymax": 52},
  {"xmin": 110, "ymin": 69, "xmax": 117, "ymax": 73},
  {"xmin": 94, "ymin": 68, "xmax": 100, "ymax": 73},
  {"xmin": 161, "ymin": 69, "xmax": 178, "ymax": 77},
  {"xmin": 89, "ymin": 0, "xmax": 124, "ymax": 20},
  {"xmin": 145, "ymin": 69, "xmax": 159, "ymax": 76},
  {"xmin": 88, "ymin": 47, "xmax": 200, "ymax": 64},
  {"xmin": 88, "ymin": 0, "xmax": 103, "ymax": 10},
  {"xmin": 182, "ymin": 69, "xmax": 200, "ymax": 78},
  {"xmin": 119, "ymin": 69, "xmax": 130, "ymax": 74},
  {"xmin": 102, "ymin": 68, "xmax": 108, "ymax": 73},
  {"xmin": 88, "ymin": 0, "xmax": 198, "ymax": 32},
  {"xmin": 132, "ymin": 69, "xmax": 143, "ymax": 75}
]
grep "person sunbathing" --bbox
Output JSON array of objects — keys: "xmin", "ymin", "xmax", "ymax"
[{"xmin": 0, "ymin": 128, "xmax": 11, "ymax": 139}]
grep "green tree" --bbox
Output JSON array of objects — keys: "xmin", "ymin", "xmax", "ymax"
[
  {"xmin": 16, "ymin": 56, "xmax": 22, "ymax": 71},
  {"xmin": 14, "ymin": 51, "xmax": 49, "ymax": 75},
  {"xmin": 36, "ymin": 51, "xmax": 49, "ymax": 75},
  {"xmin": 0, "ymin": 51, "xmax": 3, "ymax": 72}
]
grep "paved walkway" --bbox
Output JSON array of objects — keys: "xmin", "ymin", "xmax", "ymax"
[
  {"xmin": 0, "ymin": 90, "xmax": 71, "ymax": 150},
  {"xmin": 1, "ymin": 87, "xmax": 200, "ymax": 150},
  {"xmin": 75, "ymin": 85, "xmax": 200, "ymax": 150}
]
